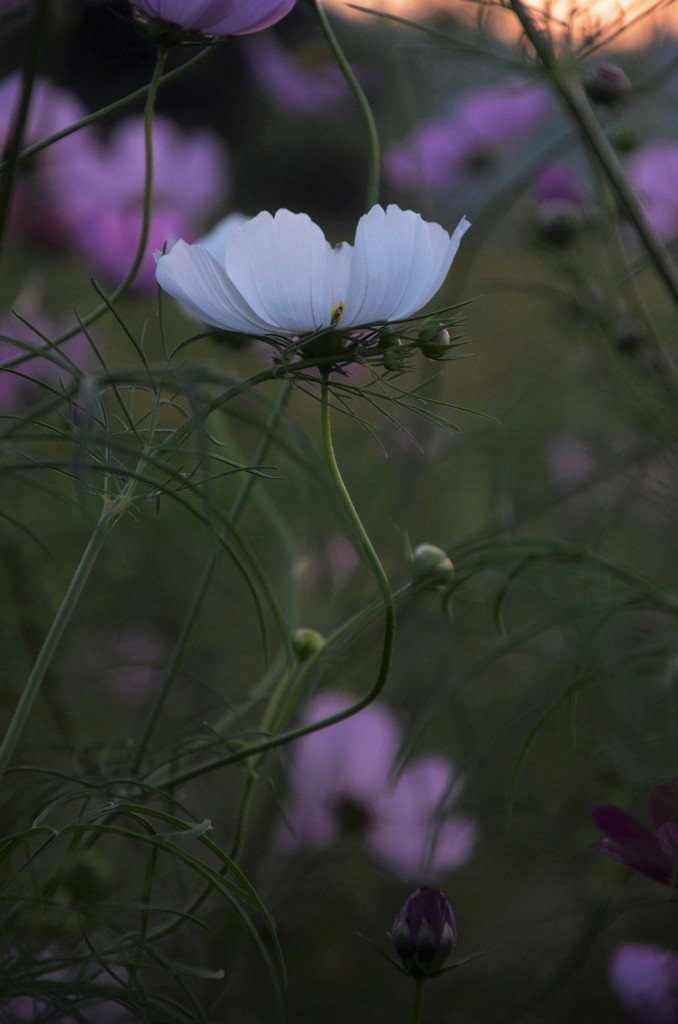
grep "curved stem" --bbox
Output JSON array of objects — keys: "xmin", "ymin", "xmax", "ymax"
[
  {"xmin": 308, "ymin": 0, "xmax": 380, "ymax": 210},
  {"xmin": 0, "ymin": 509, "xmax": 116, "ymax": 780},
  {"xmin": 0, "ymin": 0, "xmax": 51, "ymax": 271}
]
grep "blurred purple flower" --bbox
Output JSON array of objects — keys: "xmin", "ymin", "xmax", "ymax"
[
  {"xmin": 45, "ymin": 115, "xmax": 229, "ymax": 290},
  {"xmin": 626, "ymin": 141, "xmax": 678, "ymax": 241},
  {"xmin": 546, "ymin": 433, "xmax": 596, "ymax": 489},
  {"xmin": 610, "ymin": 944, "xmax": 678, "ymax": 1024},
  {"xmin": 243, "ymin": 34, "xmax": 352, "ymax": 115},
  {"xmin": 0, "ymin": 73, "xmax": 84, "ymax": 154},
  {"xmin": 593, "ymin": 777, "xmax": 678, "ymax": 886},
  {"xmin": 386, "ymin": 78, "xmax": 552, "ymax": 192},
  {"xmin": 279, "ymin": 691, "xmax": 477, "ymax": 880},
  {"xmin": 532, "ymin": 163, "xmax": 591, "ymax": 207},
  {"xmin": 131, "ymin": 0, "xmax": 296, "ymax": 36}
]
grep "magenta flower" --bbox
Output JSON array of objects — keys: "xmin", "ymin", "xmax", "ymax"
[
  {"xmin": 392, "ymin": 887, "xmax": 457, "ymax": 979},
  {"xmin": 131, "ymin": 0, "xmax": 296, "ymax": 36},
  {"xmin": 0, "ymin": 73, "xmax": 84, "ymax": 154},
  {"xmin": 386, "ymin": 78, "xmax": 552, "ymax": 192},
  {"xmin": 279, "ymin": 692, "xmax": 477, "ymax": 880},
  {"xmin": 46, "ymin": 115, "xmax": 229, "ymax": 289},
  {"xmin": 610, "ymin": 944, "xmax": 678, "ymax": 1023},
  {"xmin": 626, "ymin": 141, "xmax": 678, "ymax": 241},
  {"xmin": 532, "ymin": 163, "xmax": 591, "ymax": 207},
  {"xmin": 593, "ymin": 777, "xmax": 678, "ymax": 886}
]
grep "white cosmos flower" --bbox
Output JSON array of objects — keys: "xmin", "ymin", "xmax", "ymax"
[{"xmin": 155, "ymin": 204, "xmax": 470, "ymax": 338}]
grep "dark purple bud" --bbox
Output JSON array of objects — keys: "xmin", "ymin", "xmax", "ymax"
[
  {"xmin": 584, "ymin": 63, "xmax": 631, "ymax": 106},
  {"xmin": 392, "ymin": 887, "xmax": 457, "ymax": 979}
]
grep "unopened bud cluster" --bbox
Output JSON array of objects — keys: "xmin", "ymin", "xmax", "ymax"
[{"xmin": 411, "ymin": 543, "xmax": 455, "ymax": 590}]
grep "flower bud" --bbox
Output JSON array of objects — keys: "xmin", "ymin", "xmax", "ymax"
[
  {"xmin": 392, "ymin": 887, "xmax": 457, "ymax": 979},
  {"xmin": 584, "ymin": 63, "xmax": 631, "ymax": 106},
  {"xmin": 411, "ymin": 543, "xmax": 454, "ymax": 590},
  {"xmin": 418, "ymin": 320, "xmax": 451, "ymax": 360},
  {"xmin": 292, "ymin": 628, "xmax": 325, "ymax": 661}
]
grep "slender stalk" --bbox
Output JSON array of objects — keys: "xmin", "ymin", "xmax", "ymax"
[
  {"xmin": 0, "ymin": 509, "xmax": 116, "ymax": 780},
  {"xmin": 308, "ymin": 0, "xmax": 380, "ymax": 210},
  {"xmin": 0, "ymin": 0, "xmax": 52, "ymax": 270},
  {"xmin": 508, "ymin": 0, "xmax": 678, "ymax": 335},
  {"xmin": 411, "ymin": 979, "xmax": 425, "ymax": 1024}
]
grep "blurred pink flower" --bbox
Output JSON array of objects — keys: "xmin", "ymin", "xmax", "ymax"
[
  {"xmin": 593, "ymin": 776, "xmax": 678, "ymax": 887},
  {"xmin": 532, "ymin": 163, "xmax": 591, "ymax": 207},
  {"xmin": 244, "ymin": 34, "xmax": 352, "ymax": 114},
  {"xmin": 610, "ymin": 944, "xmax": 678, "ymax": 1024},
  {"xmin": 131, "ymin": 0, "xmax": 296, "ymax": 36},
  {"xmin": 0, "ymin": 73, "xmax": 84, "ymax": 154},
  {"xmin": 386, "ymin": 78, "xmax": 552, "ymax": 192},
  {"xmin": 627, "ymin": 141, "xmax": 678, "ymax": 241},
  {"xmin": 546, "ymin": 434, "xmax": 596, "ymax": 489},
  {"xmin": 279, "ymin": 691, "xmax": 477, "ymax": 880},
  {"xmin": 3, "ymin": 956, "xmax": 136, "ymax": 1022},
  {"xmin": 45, "ymin": 115, "xmax": 229, "ymax": 289}
]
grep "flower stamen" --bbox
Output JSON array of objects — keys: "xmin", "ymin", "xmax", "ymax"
[{"xmin": 331, "ymin": 300, "xmax": 345, "ymax": 326}]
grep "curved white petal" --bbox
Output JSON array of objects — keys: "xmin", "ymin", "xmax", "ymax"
[
  {"xmin": 343, "ymin": 205, "xmax": 470, "ymax": 326},
  {"xmin": 155, "ymin": 240, "xmax": 272, "ymax": 334},
  {"xmin": 198, "ymin": 212, "xmax": 249, "ymax": 261},
  {"xmin": 223, "ymin": 209, "xmax": 342, "ymax": 334}
]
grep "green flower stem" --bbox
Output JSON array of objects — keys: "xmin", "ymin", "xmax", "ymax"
[
  {"xmin": 411, "ymin": 979, "xmax": 425, "ymax": 1024},
  {"xmin": 508, "ymin": 0, "xmax": 678, "ymax": 337},
  {"xmin": 0, "ymin": 0, "xmax": 51, "ymax": 271},
  {"xmin": 308, "ymin": 0, "xmax": 380, "ymax": 210},
  {"xmin": 131, "ymin": 382, "xmax": 294, "ymax": 776},
  {"xmin": 0, "ymin": 507, "xmax": 118, "ymax": 781},
  {"xmin": 147, "ymin": 374, "xmax": 396, "ymax": 790}
]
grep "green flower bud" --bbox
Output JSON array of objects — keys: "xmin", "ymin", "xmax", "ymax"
[
  {"xmin": 411, "ymin": 543, "xmax": 454, "ymax": 590},
  {"xmin": 392, "ymin": 888, "xmax": 457, "ymax": 980},
  {"xmin": 418, "ymin": 321, "xmax": 451, "ymax": 360},
  {"xmin": 292, "ymin": 628, "xmax": 326, "ymax": 661}
]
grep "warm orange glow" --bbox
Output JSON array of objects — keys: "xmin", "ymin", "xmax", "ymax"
[{"xmin": 328, "ymin": 0, "xmax": 678, "ymax": 49}]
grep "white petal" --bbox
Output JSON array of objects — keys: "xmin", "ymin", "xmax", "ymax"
[
  {"xmin": 223, "ymin": 209, "xmax": 340, "ymax": 334},
  {"xmin": 155, "ymin": 240, "xmax": 273, "ymax": 334},
  {"xmin": 198, "ymin": 212, "xmax": 249, "ymax": 261},
  {"xmin": 343, "ymin": 205, "xmax": 470, "ymax": 326}
]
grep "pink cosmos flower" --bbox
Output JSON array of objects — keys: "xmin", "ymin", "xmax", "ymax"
[
  {"xmin": 3, "ymin": 956, "xmax": 137, "ymax": 1022},
  {"xmin": 279, "ymin": 692, "xmax": 477, "ymax": 880},
  {"xmin": 243, "ymin": 34, "xmax": 352, "ymax": 115},
  {"xmin": 610, "ymin": 944, "xmax": 678, "ymax": 1023},
  {"xmin": 626, "ymin": 141, "xmax": 678, "ymax": 241},
  {"xmin": 386, "ymin": 78, "xmax": 552, "ymax": 192},
  {"xmin": 45, "ymin": 115, "xmax": 229, "ymax": 290},
  {"xmin": 532, "ymin": 163, "xmax": 591, "ymax": 208},
  {"xmin": 546, "ymin": 433, "xmax": 596, "ymax": 489},
  {"xmin": 593, "ymin": 777, "xmax": 678, "ymax": 886},
  {"xmin": 131, "ymin": 0, "xmax": 297, "ymax": 36}
]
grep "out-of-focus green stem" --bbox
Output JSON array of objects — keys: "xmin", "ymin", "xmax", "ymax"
[
  {"xmin": 0, "ymin": 0, "xmax": 51, "ymax": 272},
  {"xmin": 508, "ymin": 0, "xmax": 678, "ymax": 347},
  {"xmin": 0, "ymin": 506, "xmax": 118, "ymax": 781},
  {"xmin": 411, "ymin": 979, "xmax": 425, "ymax": 1024},
  {"xmin": 308, "ymin": 0, "xmax": 380, "ymax": 210}
]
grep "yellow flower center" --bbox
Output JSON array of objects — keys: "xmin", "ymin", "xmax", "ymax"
[{"xmin": 331, "ymin": 300, "xmax": 345, "ymax": 326}]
